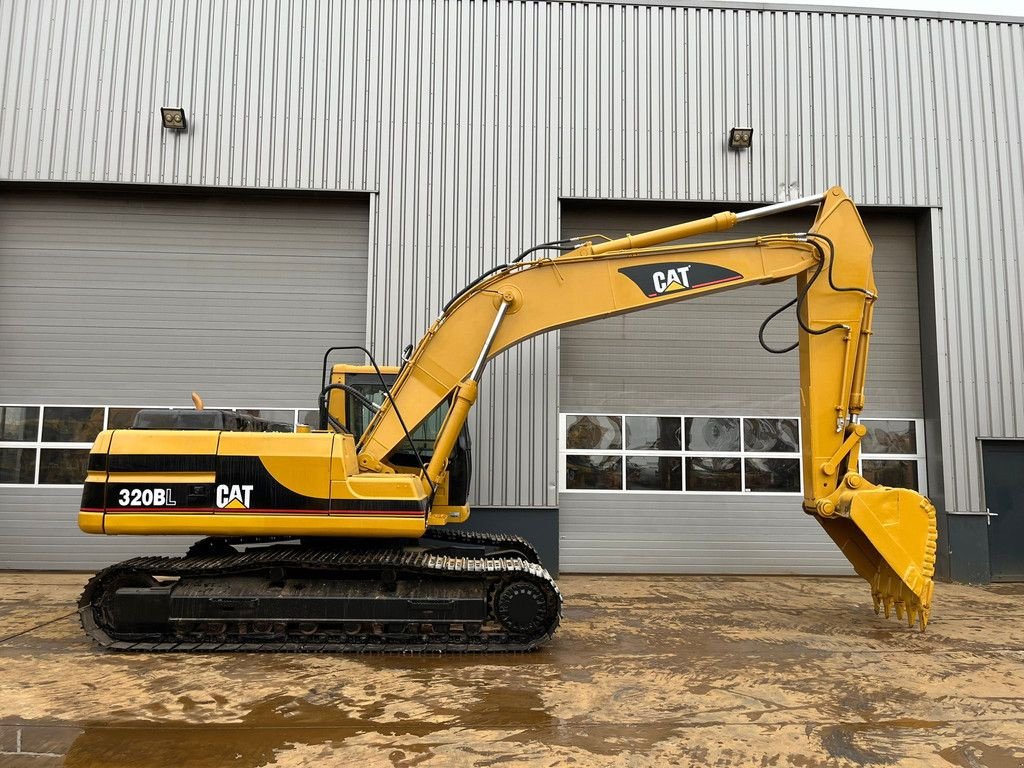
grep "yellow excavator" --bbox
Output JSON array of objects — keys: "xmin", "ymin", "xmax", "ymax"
[{"xmin": 78, "ymin": 187, "xmax": 937, "ymax": 652}]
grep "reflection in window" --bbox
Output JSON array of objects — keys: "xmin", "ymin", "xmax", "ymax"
[
  {"xmin": 626, "ymin": 456, "xmax": 681, "ymax": 491},
  {"xmin": 686, "ymin": 457, "xmax": 741, "ymax": 492},
  {"xmin": 340, "ymin": 377, "xmax": 443, "ymax": 457},
  {"xmin": 566, "ymin": 455, "xmax": 622, "ymax": 490},
  {"xmin": 564, "ymin": 413, "xmax": 929, "ymax": 495},
  {"xmin": 744, "ymin": 418, "xmax": 799, "ymax": 453},
  {"xmin": 861, "ymin": 420, "xmax": 917, "ymax": 454},
  {"xmin": 38, "ymin": 448, "xmax": 90, "ymax": 485},
  {"xmin": 232, "ymin": 409, "xmax": 293, "ymax": 432},
  {"xmin": 343, "ymin": 382, "xmax": 389, "ymax": 437},
  {"xmin": 42, "ymin": 407, "xmax": 104, "ymax": 443},
  {"xmin": 0, "ymin": 406, "xmax": 39, "ymax": 442},
  {"xmin": 394, "ymin": 403, "xmax": 448, "ymax": 461},
  {"xmin": 862, "ymin": 459, "xmax": 919, "ymax": 491},
  {"xmin": 625, "ymin": 416, "xmax": 681, "ymax": 451},
  {"xmin": 0, "ymin": 448, "xmax": 36, "ymax": 484},
  {"xmin": 107, "ymin": 408, "xmax": 147, "ymax": 430},
  {"xmin": 745, "ymin": 458, "xmax": 800, "ymax": 492},
  {"xmin": 566, "ymin": 415, "xmax": 622, "ymax": 450},
  {"xmin": 685, "ymin": 417, "xmax": 740, "ymax": 452},
  {"xmin": 237, "ymin": 409, "xmax": 295, "ymax": 428}
]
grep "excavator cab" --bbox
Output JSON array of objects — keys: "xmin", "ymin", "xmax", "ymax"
[{"xmin": 326, "ymin": 365, "xmax": 472, "ymax": 508}]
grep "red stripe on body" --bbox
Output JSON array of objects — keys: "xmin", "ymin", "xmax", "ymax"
[
  {"xmin": 96, "ymin": 506, "xmax": 424, "ymax": 516},
  {"xmin": 692, "ymin": 275, "xmax": 743, "ymax": 288}
]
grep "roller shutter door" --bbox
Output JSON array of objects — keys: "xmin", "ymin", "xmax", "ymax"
[
  {"xmin": 0, "ymin": 188, "xmax": 369, "ymax": 570},
  {"xmin": 558, "ymin": 201, "xmax": 923, "ymax": 573}
]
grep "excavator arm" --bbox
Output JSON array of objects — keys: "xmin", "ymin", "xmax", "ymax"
[{"xmin": 359, "ymin": 186, "xmax": 937, "ymax": 628}]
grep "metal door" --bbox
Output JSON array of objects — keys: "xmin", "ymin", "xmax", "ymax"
[
  {"xmin": 983, "ymin": 441, "xmax": 1024, "ymax": 581},
  {"xmin": 0, "ymin": 189, "xmax": 370, "ymax": 570}
]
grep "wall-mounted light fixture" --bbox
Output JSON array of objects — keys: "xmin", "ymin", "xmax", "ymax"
[
  {"xmin": 728, "ymin": 126, "xmax": 753, "ymax": 150},
  {"xmin": 160, "ymin": 107, "xmax": 187, "ymax": 131}
]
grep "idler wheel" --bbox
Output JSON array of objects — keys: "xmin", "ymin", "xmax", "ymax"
[
  {"xmin": 496, "ymin": 581, "xmax": 548, "ymax": 634},
  {"xmin": 93, "ymin": 571, "xmax": 161, "ymax": 627}
]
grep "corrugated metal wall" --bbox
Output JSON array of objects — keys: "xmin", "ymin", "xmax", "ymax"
[
  {"xmin": 559, "ymin": 206, "xmax": 922, "ymax": 416},
  {"xmin": 1, "ymin": 0, "xmax": 1023, "ymax": 515},
  {"xmin": 0, "ymin": 0, "xmax": 378, "ymax": 190},
  {"xmin": 0, "ymin": 189, "xmax": 369, "ymax": 403}
]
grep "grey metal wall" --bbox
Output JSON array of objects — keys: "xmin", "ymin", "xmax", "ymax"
[
  {"xmin": 1, "ymin": 0, "xmax": 1023, "ymax": 518},
  {"xmin": 560, "ymin": 205, "xmax": 922, "ymax": 416},
  {"xmin": 0, "ymin": 189, "xmax": 369, "ymax": 569},
  {"xmin": 0, "ymin": 190, "xmax": 369, "ymax": 404},
  {"xmin": 558, "ymin": 205, "xmax": 920, "ymax": 573},
  {"xmin": 560, "ymin": 495, "xmax": 849, "ymax": 574}
]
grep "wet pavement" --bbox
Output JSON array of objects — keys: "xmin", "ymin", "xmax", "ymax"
[{"xmin": 1, "ymin": 571, "xmax": 1023, "ymax": 767}]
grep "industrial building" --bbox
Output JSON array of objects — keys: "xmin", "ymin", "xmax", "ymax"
[{"xmin": 1, "ymin": 0, "xmax": 1021, "ymax": 582}]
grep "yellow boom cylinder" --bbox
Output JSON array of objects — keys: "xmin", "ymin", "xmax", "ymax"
[
  {"xmin": 425, "ymin": 380, "xmax": 478, "ymax": 485},
  {"xmin": 590, "ymin": 211, "xmax": 738, "ymax": 254}
]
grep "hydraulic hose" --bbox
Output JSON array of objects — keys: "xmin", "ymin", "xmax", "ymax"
[{"xmin": 758, "ymin": 237, "xmax": 849, "ymax": 354}]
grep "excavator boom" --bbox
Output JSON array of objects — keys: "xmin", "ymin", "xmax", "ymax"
[{"xmin": 356, "ymin": 186, "xmax": 936, "ymax": 627}]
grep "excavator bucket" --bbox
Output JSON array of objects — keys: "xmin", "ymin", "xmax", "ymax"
[{"xmin": 817, "ymin": 484, "xmax": 938, "ymax": 629}]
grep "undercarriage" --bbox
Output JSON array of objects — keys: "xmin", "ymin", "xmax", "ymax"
[{"xmin": 79, "ymin": 529, "xmax": 561, "ymax": 653}]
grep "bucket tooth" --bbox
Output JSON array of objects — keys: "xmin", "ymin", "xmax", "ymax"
[{"xmin": 815, "ymin": 483, "xmax": 937, "ymax": 632}]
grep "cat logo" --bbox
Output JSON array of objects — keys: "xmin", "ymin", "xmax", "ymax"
[
  {"xmin": 652, "ymin": 265, "xmax": 692, "ymax": 294},
  {"xmin": 618, "ymin": 261, "xmax": 744, "ymax": 298},
  {"xmin": 216, "ymin": 484, "xmax": 254, "ymax": 509}
]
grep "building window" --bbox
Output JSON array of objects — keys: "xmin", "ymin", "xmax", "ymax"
[
  {"xmin": 561, "ymin": 413, "xmax": 927, "ymax": 495},
  {"xmin": 560, "ymin": 413, "xmax": 802, "ymax": 494},
  {"xmin": 0, "ymin": 406, "xmax": 40, "ymax": 484},
  {"xmin": 37, "ymin": 406, "xmax": 104, "ymax": 485},
  {"xmin": 0, "ymin": 405, "xmax": 306, "ymax": 487},
  {"xmin": 858, "ymin": 419, "xmax": 927, "ymax": 494}
]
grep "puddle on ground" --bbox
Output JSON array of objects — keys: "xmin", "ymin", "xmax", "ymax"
[
  {"xmin": 58, "ymin": 692, "xmax": 706, "ymax": 767},
  {"xmin": 939, "ymin": 740, "xmax": 1024, "ymax": 768},
  {"xmin": 981, "ymin": 584, "xmax": 1024, "ymax": 596},
  {"xmin": 63, "ymin": 697, "xmax": 445, "ymax": 768},
  {"xmin": 59, "ymin": 673, "xmax": 700, "ymax": 767},
  {"xmin": 820, "ymin": 718, "xmax": 947, "ymax": 764}
]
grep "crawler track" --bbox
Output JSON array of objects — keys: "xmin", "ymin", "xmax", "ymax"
[{"xmin": 79, "ymin": 532, "xmax": 561, "ymax": 653}]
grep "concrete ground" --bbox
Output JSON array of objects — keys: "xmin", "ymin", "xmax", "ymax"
[{"xmin": 1, "ymin": 572, "xmax": 1023, "ymax": 768}]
